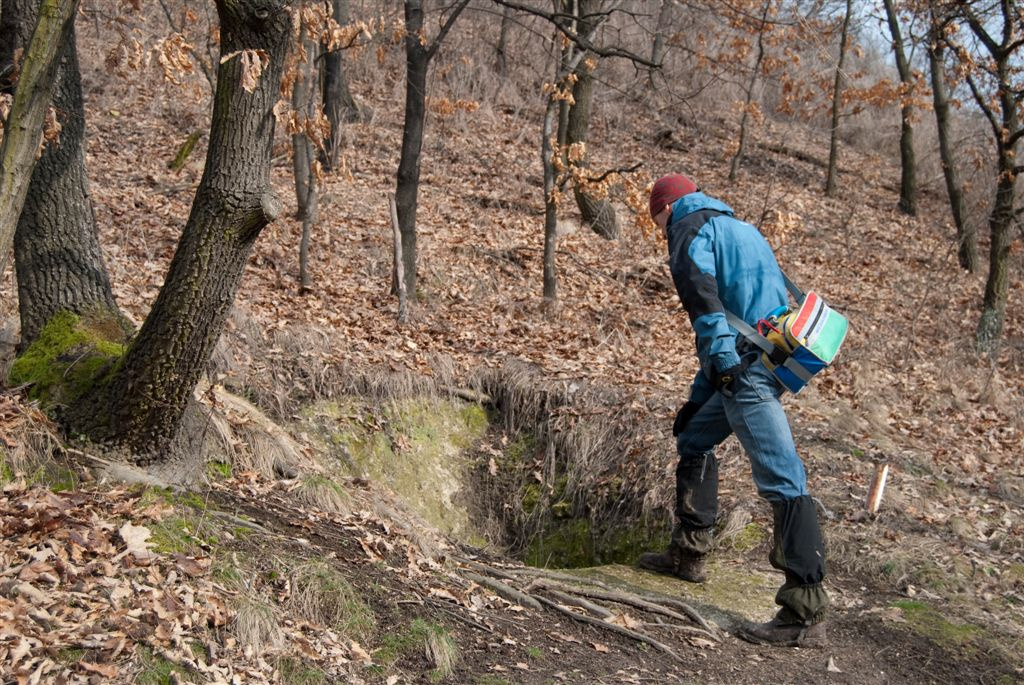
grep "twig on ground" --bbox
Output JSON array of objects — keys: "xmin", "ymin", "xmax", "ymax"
[{"xmin": 545, "ymin": 589, "xmax": 615, "ymax": 619}]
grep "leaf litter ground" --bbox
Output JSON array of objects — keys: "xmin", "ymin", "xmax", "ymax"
[{"xmin": 1, "ymin": 28, "xmax": 1023, "ymax": 685}]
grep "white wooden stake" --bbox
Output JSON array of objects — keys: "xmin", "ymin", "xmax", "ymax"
[{"xmin": 866, "ymin": 462, "xmax": 890, "ymax": 515}]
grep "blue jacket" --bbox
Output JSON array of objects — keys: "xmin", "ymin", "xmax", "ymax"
[{"xmin": 665, "ymin": 192, "xmax": 788, "ymax": 404}]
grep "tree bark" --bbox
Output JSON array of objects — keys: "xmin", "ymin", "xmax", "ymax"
[
  {"xmin": 496, "ymin": 5, "xmax": 513, "ymax": 74},
  {"xmin": 321, "ymin": 0, "xmax": 360, "ymax": 171},
  {"xmin": 0, "ymin": 0, "xmax": 82, "ymax": 297},
  {"xmin": 567, "ymin": 0, "xmax": 618, "ymax": 240},
  {"xmin": 882, "ymin": 0, "xmax": 917, "ymax": 215},
  {"xmin": 80, "ymin": 0, "xmax": 291, "ymax": 459},
  {"xmin": 648, "ymin": 0, "xmax": 672, "ymax": 86},
  {"xmin": 825, "ymin": 0, "xmax": 852, "ymax": 197},
  {"xmin": 927, "ymin": 11, "xmax": 975, "ymax": 271},
  {"xmin": 395, "ymin": 0, "xmax": 429, "ymax": 299},
  {"xmin": 292, "ymin": 10, "xmax": 315, "ymax": 221}
]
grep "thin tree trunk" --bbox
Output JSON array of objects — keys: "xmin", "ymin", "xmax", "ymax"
[
  {"xmin": 927, "ymin": 14, "xmax": 975, "ymax": 271},
  {"xmin": 292, "ymin": 13, "xmax": 313, "ymax": 221},
  {"xmin": 729, "ymin": 0, "xmax": 770, "ymax": 182},
  {"xmin": 567, "ymin": 0, "xmax": 618, "ymax": 239},
  {"xmin": 393, "ymin": 0, "xmax": 470, "ymax": 301},
  {"xmin": 80, "ymin": 0, "xmax": 291, "ymax": 459},
  {"xmin": 825, "ymin": 0, "xmax": 852, "ymax": 197},
  {"xmin": 321, "ymin": 0, "xmax": 359, "ymax": 170},
  {"xmin": 0, "ymin": 0, "xmax": 80, "ymax": 285},
  {"xmin": 977, "ymin": 56, "xmax": 1018, "ymax": 353},
  {"xmin": 496, "ymin": 5, "xmax": 513, "ymax": 74},
  {"xmin": 882, "ymin": 0, "xmax": 916, "ymax": 215},
  {"xmin": 541, "ymin": 12, "xmax": 604, "ymax": 305},
  {"xmin": 395, "ymin": 0, "xmax": 429, "ymax": 299}
]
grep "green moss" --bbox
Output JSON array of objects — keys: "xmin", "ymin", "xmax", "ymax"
[
  {"xmin": 524, "ymin": 516, "xmax": 669, "ymax": 569},
  {"xmin": 296, "ymin": 396, "xmax": 488, "ymax": 542},
  {"xmin": 8, "ymin": 310, "xmax": 126, "ymax": 409},
  {"xmin": 0, "ymin": 460, "xmax": 11, "ymax": 485},
  {"xmin": 207, "ymin": 460, "xmax": 232, "ymax": 480},
  {"xmin": 723, "ymin": 523, "xmax": 767, "ymax": 552},
  {"xmin": 891, "ymin": 600, "xmax": 984, "ymax": 650},
  {"xmin": 525, "ymin": 646, "xmax": 543, "ymax": 660},
  {"xmin": 524, "ymin": 519, "xmax": 593, "ymax": 568}
]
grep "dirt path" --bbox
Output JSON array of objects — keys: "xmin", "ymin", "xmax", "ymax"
[{"xmin": 210, "ymin": 486, "xmax": 1019, "ymax": 685}]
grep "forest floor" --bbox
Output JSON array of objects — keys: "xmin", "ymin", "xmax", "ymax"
[{"xmin": 2, "ymin": 20, "xmax": 1024, "ymax": 685}]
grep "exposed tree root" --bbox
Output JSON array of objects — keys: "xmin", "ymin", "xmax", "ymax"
[
  {"xmin": 456, "ymin": 558, "xmax": 721, "ymax": 655},
  {"xmin": 534, "ymin": 595, "xmax": 683, "ymax": 662}
]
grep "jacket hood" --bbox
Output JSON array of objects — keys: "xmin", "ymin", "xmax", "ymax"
[{"xmin": 671, "ymin": 192, "xmax": 735, "ymax": 222}]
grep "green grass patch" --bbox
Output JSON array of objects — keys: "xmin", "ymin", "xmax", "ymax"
[
  {"xmin": 277, "ymin": 656, "xmax": 327, "ymax": 685},
  {"xmin": 206, "ymin": 460, "xmax": 232, "ymax": 480},
  {"xmin": 373, "ymin": 618, "xmax": 458, "ymax": 681},
  {"xmin": 135, "ymin": 647, "xmax": 187, "ymax": 685}
]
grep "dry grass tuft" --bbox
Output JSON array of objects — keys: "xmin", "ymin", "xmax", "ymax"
[
  {"xmin": 232, "ymin": 595, "xmax": 283, "ymax": 652},
  {"xmin": 0, "ymin": 391, "xmax": 62, "ymax": 479},
  {"xmin": 288, "ymin": 561, "xmax": 375, "ymax": 640},
  {"xmin": 294, "ymin": 474, "xmax": 351, "ymax": 515}
]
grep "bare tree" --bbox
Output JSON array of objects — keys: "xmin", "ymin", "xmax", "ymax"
[
  {"xmin": 927, "ymin": 2, "xmax": 975, "ymax": 271},
  {"xmin": 824, "ymin": 0, "xmax": 852, "ymax": 197},
  {"xmin": 882, "ymin": 0, "xmax": 917, "ymax": 215},
  {"xmin": 393, "ymin": 0, "xmax": 471, "ymax": 302},
  {"xmin": 945, "ymin": 0, "xmax": 1024, "ymax": 351},
  {"xmin": 729, "ymin": 0, "xmax": 772, "ymax": 182}
]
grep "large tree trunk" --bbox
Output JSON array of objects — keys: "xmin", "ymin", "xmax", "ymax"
[
  {"xmin": 882, "ymin": 0, "xmax": 917, "ymax": 215},
  {"xmin": 0, "ymin": 0, "xmax": 114, "ymax": 348},
  {"xmin": 321, "ymin": 0, "xmax": 359, "ymax": 171},
  {"xmin": 824, "ymin": 0, "xmax": 852, "ymax": 197},
  {"xmin": 496, "ymin": 5, "xmax": 513, "ymax": 74},
  {"xmin": 76, "ymin": 0, "xmax": 290, "ymax": 459},
  {"xmin": 395, "ymin": 0, "xmax": 429, "ymax": 299},
  {"xmin": 567, "ymin": 0, "xmax": 618, "ymax": 240},
  {"xmin": 648, "ymin": 0, "xmax": 672, "ymax": 86},
  {"xmin": 927, "ymin": 17, "xmax": 975, "ymax": 271}
]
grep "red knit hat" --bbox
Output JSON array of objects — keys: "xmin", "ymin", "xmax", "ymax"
[{"xmin": 649, "ymin": 174, "xmax": 698, "ymax": 218}]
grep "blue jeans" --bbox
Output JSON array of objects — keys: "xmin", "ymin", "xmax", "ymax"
[
  {"xmin": 673, "ymin": 358, "xmax": 829, "ymax": 622},
  {"xmin": 677, "ymin": 359, "xmax": 807, "ymax": 507}
]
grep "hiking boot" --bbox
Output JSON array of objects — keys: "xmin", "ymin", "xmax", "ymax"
[
  {"xmin": 636, "ymin": 550, "xmax": 707, "ymax": 583},
  {"xmin": 738, "ymin": 616, "xmax": 827, "ymax": 648}
]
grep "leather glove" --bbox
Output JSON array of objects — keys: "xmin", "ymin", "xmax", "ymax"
[
  {"xmin": 672, "ymin": 400, "xmax": 703, "ymax": 437},
  {"xmin": 713, "ymin": 364, "xmax": 744, "ymax": 398}
]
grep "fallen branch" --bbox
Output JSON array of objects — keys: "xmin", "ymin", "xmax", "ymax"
[{"xmin": 534, "ymin": 595, "xmax": 682, "ymax": 662}]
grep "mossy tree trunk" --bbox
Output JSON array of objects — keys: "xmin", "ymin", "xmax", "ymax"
[
  {"xmin": 75, "ymin": 0, "xmax": 291, "ymax": 460},
  {"xmin": 0, "ymin": 0, "xmax": 112, "ymax": 348},
  {"xmin": 0, "ymin": 0, "xmax": 124, "ymax": 347},
  {"xmin": 567, "ymin": 0, "xmax": 619, "ymax": 240}
]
